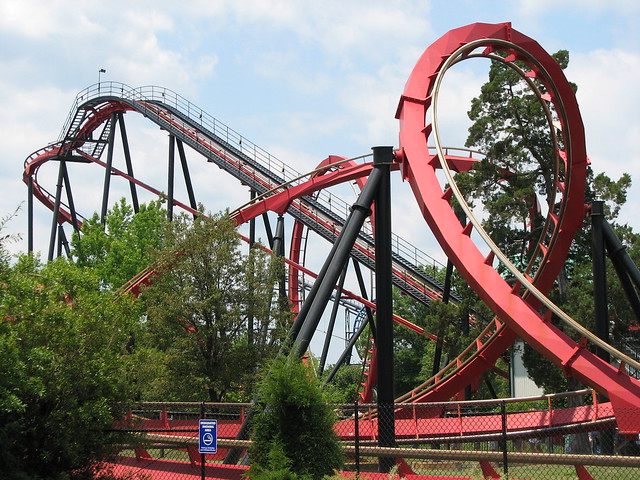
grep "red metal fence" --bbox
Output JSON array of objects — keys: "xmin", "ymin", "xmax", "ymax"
[{"xmin": 105, "ymin": 392, "xmax": 640, "ymax": 480}]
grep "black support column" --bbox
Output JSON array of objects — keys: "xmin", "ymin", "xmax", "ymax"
[
  {"xmin": 318, "ymin": 263, "xmax": 348, "ymax": 375},
  {"xmin": 100, "ymin": 114, "xmax": 117, "ymax": 225},
  {"xmin": 372, "ymin": 146, "xmax": 395, "ymax": 473},
  {"xmin": 176, "ymin": 138, "xmax": 198, "ymax": 217},
  {"xmin": 118, "ymin": 112, "xmax": 140, "ymax": 214},
  {"xmin": 27, "ymin": 176, "xmax": 34, "ymax": 253},
  {"xmin": 48, "ymin": 160, "xmax": 66, "ymax": 261},
  {"xmin": 591, "ymin": 201, "xmax": 615, "ymax": 453},
  {"xmin": 591, "ymin": 200, "xmax": 609, "ymax": 363},
  {"xmin": 603, "ymin": 220, "xmax": 640, "ymax": 320},
  {"xmin": 432, "ymin": 259, "xmax": 454, "ymax": 378},
  {"xmin": 291, "ymin": 153, "xmax": 384, "ymax": 358},
  {"xmin": 167, "ymin": 135, "xmax": 175, "ymax": 221},
  {"xmin": 272, "ymin": 215, "xmax": 287, "ymax": 300},
  {"xmin": 61, "ymin": 158, "xmax": 80, "ymax": 236}
]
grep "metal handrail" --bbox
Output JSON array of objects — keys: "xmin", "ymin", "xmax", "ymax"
[{"xmin": 56, "ymin": 81, "xmax": 448, "ymax": 277}]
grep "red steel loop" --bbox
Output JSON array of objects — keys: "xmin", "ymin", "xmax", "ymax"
[{"xmin": 397, "ymin": 22, "xmax": 640, "ymax": 428}]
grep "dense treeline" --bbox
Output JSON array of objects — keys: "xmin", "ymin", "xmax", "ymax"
[
  {"xmin": 0, "ymin": 205, "xmax": 292, "ymax": 478},
  {"xmin": 0, "ymin": 213, "xmax": 139, "ymax": 479}
]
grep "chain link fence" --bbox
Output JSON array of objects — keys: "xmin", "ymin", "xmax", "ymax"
[
  {"xmin": 105, "ymin": 392, "xmax": 640, "ymax": 479},
  {"xmin": 104, "ymin": 402, "xmax": 251, "ymax": 480}
]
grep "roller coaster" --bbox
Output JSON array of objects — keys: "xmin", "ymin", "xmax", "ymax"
[{"xmin": 22, "ymin": 22, "xmax": 640, "ymax": 478}]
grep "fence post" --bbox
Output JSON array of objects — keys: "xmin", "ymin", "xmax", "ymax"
[
  {"xmin": 354, "ymin": 401, "xmax": 360, "ymax": 477},
  {"xmin": 201, "ymin": 402, "xmax": 206, "ymax": 480},
  {"xmin": 501, "ymin": 400, "xmax": 508, "ymax": 477}
]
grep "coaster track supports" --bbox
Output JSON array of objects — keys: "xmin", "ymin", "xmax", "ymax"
[
  {"xmin": 291, "ymin": 148, "xmax": 384, "ymax": 358},
  {"xmin": 373, "ymin": 146, "xmax": 395, "ymax": 473},
  {"xmin": 176, "ymin": 138, "xmax": 198, "ymax": 218},
  {"xmin": 100, "ymin": 113, "xmax": 117, "ymax": 225},
  {"xmin": 602, "ymin": 218, "xmax": 640, "ymax": 321},
  {"xmin": 48, "ymin": 158, "xmax": 66, "ymax": 261},
  {"xmin": 323, "ymin": 303, "xmax": 371, "ymax": 385},
  {"xmin": 591, "ymin": 201, "xmax": 610, "ymax": 364},
  {"xmin": 318, "ymin": 262, "xmax": 348, "ymax": 375},
  {"xmin": 168, "ymin": 134, "xmax": 176, "ymax": 221},
  {"xmin": 432, "ymin": 259, "xmax": 454, "ymax": 378},
  {"xmin": 323, "ymin": 258, "xmax": 375, "ymax": 384},
  {"xmin": 27, "ymin": 175, "xmax": 33, "ymax": 253},
  {"xmin": 117, "ymin": 112, "xmax": 139, "ymax": 214}
]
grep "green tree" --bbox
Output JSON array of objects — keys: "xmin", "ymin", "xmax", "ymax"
[
  {"xmin": 0, "ymin": 252, "xmax": 138, "ymax": 479},
  {"xmin": 392, "ymin": 288, "xmax": 434, "ymax": 395},
  {"xmin": 135, "ymin": 211, "xmax": 291, "ymax": 402},
  {"xmin": 462, "ymin": 51, "xmax": 573, "ymax": 276},
  {"xmin": 463, "ymin": 49, "xmax": 635, "ymax": 396},
  {"xmin": 322, "ymin": 363, "xmax": 362, "ymax": 404},
  {"xmin": 249, "ymin": 355, "xmax": 343, "ymax": 480},
  {"xmin": 71, "ymin": 198, "xmax": 168, "ymax": 289}
]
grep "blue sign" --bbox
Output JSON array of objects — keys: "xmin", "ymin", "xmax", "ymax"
[{"xmin": 199, "ymin": 419, "xmax": 217, "ymax": 454}]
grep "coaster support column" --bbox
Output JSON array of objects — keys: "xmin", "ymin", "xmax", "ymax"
[{"xmin": 373, "ymin": 146, "xmax": 395, "ymax": 473}]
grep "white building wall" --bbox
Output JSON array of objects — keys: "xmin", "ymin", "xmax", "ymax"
[{"xmin": 510, "ymin": 339, "xmax": 544, "ymax": 398}]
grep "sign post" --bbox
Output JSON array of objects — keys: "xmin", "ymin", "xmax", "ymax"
[{"xmin": 199, "ymin": 419, "xmax": 218, "ymax": 454}]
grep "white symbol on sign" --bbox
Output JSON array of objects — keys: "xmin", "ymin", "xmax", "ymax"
[{"xmin": 202, "ymin": 432, "xmax": 214, "ymax": 446}]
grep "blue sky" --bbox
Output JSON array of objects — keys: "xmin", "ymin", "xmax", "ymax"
[{"xmin": 1, "ymin": 0, "xmax": 639, "ymax": 257}]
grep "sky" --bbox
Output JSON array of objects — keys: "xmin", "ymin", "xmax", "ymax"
[{"xmin": 0, "ymin": 0, "xmax": 639, "ymax": 363}]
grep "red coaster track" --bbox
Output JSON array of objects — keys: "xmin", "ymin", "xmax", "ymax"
[{"xmin": 396, "ymin": 22, "xmax": 640, "ymax": 431}]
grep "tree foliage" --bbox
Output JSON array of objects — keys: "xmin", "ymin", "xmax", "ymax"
[
  {"xmin": 134, "ymin": 210, "xmax": 291, "ymax": 402},
  {"xmin": 70, "ymin": 199, "xmax": 292, "ymax": 402},
  {"xmin": 460, "ymin": 51, "xmax": 572, "ymax": 274},
  {"xmin": 321, "ymin": 363, "xmax": 363, "ymax": 404},
  {"xmin": 249, "ymin": 355, "xmax": 343, "ymax": 480},
  {"xmin": 463, "ymin": 49, "xmax": 635, "ymax": 394},
  {"xmin": 71, "ymin": 198, "xmax": 168, "ymax": 289},
  {"xmin": 389, "ymin": 269, "xmax": 508, "ymax": 401},
  {"xmin": 0, "ymin": 251, "xmax": 138, "ymax": 479}
]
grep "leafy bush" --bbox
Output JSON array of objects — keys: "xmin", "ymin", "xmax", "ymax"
[
  {"xmin": 0, "ymin": 255, "xmax": 138, "ymax": 479},
  {"xmin": 249, "ymin": 355, "xmax": 343, "ymax": 480}
]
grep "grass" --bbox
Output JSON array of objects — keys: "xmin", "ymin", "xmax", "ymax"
[
  {"xmin": 409, "ymin": 460, "xmax": 640, "ymax": 480},
  {"xmin": 115, "ymin": 446, "xmax": 640, "ymax": 479}
]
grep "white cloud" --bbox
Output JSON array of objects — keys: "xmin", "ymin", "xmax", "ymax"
[
  {"xmin": 568, "ymin": 48, "xmax": 640, "ymax": 226},
  {"xmin": 0, "ymin": 0, "xmax": 78, "ymax": 38},
  {"xmin": 219, "ymin": 0, "xmax": 433, "ymax": 61},
  {"xmin": 570, "ymin": 49, "xmax": 640, "ymax": 178},
  {"xmin": 518, "ymin": 0, "xmax": 639, "ymax": 15}
]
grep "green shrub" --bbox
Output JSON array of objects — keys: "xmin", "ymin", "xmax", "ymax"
[{"xmin": 249, "ymin": 355, "xmax": 343, "ymax": 480}]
